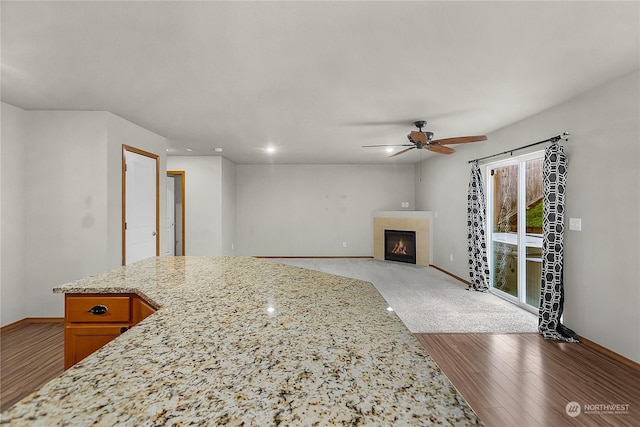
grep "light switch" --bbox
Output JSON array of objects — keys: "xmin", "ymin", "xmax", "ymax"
[{"xmin": 569, "ymin": 218, "xmax": 582, "ymax": 231}]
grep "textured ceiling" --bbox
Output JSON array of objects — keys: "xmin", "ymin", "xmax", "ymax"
[{"xmin": 2, "ymin": 1, "xmax": 638, "ymax": 164}]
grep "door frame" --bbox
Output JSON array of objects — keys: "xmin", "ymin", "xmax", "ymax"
[
  {"xmin": 122, "ymin": 145, "xmax": 160, "ymax": 265},
  {"xmin": 167, "ymin": 170, "xmax": 186, "ymax": 256}
]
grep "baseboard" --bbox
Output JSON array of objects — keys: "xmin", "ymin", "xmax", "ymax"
[
  {"xmin": 256, "ymin": 256, "xmax": 374, "ymax": 259},
  {"xmin": 1, "ymin": 317, "xmax": 64, "ymax": 332},
  {"xmin": 430, "ymin": 264, "xmax": 471, "ymax": 287},
  {"xmin": 579, "ymin": 335, "xmax": 640, "ymax": 372}
]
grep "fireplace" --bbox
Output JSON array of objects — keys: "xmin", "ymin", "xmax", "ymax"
[
  {"xmin": 373, "ymin": 212, "xmax": 432, "ymax": 266},
  {"xmin": 384, "ymin": 229, "xmax": 416, "ymax": 264}
]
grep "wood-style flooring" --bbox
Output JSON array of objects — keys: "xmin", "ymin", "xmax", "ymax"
[
  {"xmin": 2, "ymin": 323, "xmax": 638, "ymax": 427},
  {"xmin": 1, "ymin": 322, "xmax": 64, "ymax": 411},
  {"xmin": 416, "ymin": 333, "xmax": 640, "ymax": 427}
]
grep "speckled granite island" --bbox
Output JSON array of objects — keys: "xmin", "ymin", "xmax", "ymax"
[{"xmin": 1, "ymin": 257, "xmax": 482, "ymax": 426}]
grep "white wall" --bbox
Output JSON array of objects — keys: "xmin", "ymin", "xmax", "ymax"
[
  {"xmin": 236, "ymin": 164, "xmax": 415, "ymax": 256},
  {"xmin": 0, "ymin": 108, "xmax": 167, "ymax": 324},
  {"xmin": 1, "ymin": 103, "xmax": 28, "ymax": 325},
  {"xmin": 221, "ymin": 157, "xmax": 237, "ymax": 255},
  {"xmin": 166, "ymin": 156, "xmax": 223, "ymax": 255},
  {"xmin": 416, "ymin": 71, "xmax": 640, "ymax": 363},
  {"xmin": 25, "ymin": 111, "xmax": 111, "ymax": 317}
]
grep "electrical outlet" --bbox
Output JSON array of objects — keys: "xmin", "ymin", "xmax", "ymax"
[
  {"xmin": 569, "ymin": 218, "xmax": 582, "ymax": 231},
  {"xmin": 342, "ymin": 241, "xmax": 348, "ymax": 247},
  {"xmin": 450, "ymin": 253, "xmax": 453, "ymax": 262}
]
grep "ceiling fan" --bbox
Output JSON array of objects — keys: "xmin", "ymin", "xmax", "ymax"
[{"xmin": 362, "ymin": 120, "xmax": 487, "ymax": 157}]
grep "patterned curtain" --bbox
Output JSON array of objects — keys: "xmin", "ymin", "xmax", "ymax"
[
  {"xmin": 467, "ymin": 162, "xmax": 490, "ymax": 291},
  {"xmin": 538, "ymin": 144, "xmax": 579, "ymax": 342}
]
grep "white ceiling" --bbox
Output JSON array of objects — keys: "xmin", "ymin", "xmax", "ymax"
[{"xmin": 2, "ymin": 1, "xmax": 638, "ymax": 164}]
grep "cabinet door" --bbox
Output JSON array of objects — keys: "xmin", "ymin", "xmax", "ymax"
[
  {"xmin": 64, "ymin": 325, "xmax": 127, "ymax": 370},
  {"xmin": 131, "ymin": 297, "xmax": 156, "ymax": 325}
]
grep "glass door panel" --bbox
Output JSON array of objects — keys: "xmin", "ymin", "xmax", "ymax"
[
  {"xmin": 491, "ymin": 164, "xmax": 519, "ymax": 299},
  {"xmin": 524, "ymin": 158, "xmax": 543, "ymax": 308}
]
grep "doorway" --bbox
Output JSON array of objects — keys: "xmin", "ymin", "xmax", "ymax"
[
  {"xmin": 122, "ymin": 145, "xmax": 160, "ymax": 265},
  {"xmin": 486, "ymin": 151, "xmax": 544, "ymax": 312},
  {"xmin": 167, "ymin": 171, "xmax": 185, "ymax": 256}
]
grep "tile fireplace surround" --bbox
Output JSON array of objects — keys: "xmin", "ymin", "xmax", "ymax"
[{"xmin": 373, "ymin": 211, "xmax": 433, "ymax": 267}]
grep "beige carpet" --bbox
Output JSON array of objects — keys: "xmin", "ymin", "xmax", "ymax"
[{"xmin": 268, "ymin": 258, "xmax": 538, "ymax": 333}]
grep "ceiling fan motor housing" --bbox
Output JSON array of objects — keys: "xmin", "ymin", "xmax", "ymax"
[{"xmin": 407, "ymin": 131, "xmax": 434, "ymax": 146}]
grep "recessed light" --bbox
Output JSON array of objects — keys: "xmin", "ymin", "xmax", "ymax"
[
  {"xmin": 214, "ymin": 148, "xmax": 223, "ymax": 153},
  {"xmin": 186, "ymin": 148, "xmax": 193, "ymax": 152},
  {"xmin": 266, "ymin": 146, "xmax": 276, "ymax": 154},
  {"xmin": 385, "ymin": 147, "xmax": 394, "ymax": 153}
]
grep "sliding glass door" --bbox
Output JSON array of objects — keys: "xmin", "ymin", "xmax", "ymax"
[{"xmin": 486, "ymin": 152, "xmax": 544, "ymax": 312}]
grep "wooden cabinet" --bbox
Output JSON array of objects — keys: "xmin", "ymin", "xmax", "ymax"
[
  {"xmin": 64, "ymin": 325, "xmax": 127, "ymax": 368},
  {"xmin": 132, "ymin": 297, "xmax": 156, "ymax": 325},
  {"xmin": 64, "ymin": 294, "xmax": 156, "ymax": 370}
]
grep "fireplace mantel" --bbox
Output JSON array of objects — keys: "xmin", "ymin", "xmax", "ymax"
[{"xmin": 372, "ymin": 211, "xmax": 433, "ymax": 266}]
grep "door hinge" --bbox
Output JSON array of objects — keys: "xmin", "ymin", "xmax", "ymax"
[{"xmin": 124, "ymin": 222, "xmax": 127, "ymax": 230}]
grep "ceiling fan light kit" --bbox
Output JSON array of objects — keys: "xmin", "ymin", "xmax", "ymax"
[{"xmin": 363, "ymin": 120, "xmax": 487, "ymax": 158}]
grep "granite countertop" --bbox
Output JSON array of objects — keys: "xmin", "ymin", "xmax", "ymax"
[{"xmin": 1, "ymin": 256, "xmax": 482, "ymax": 426}]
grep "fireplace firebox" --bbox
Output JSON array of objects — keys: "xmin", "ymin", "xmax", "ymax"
[{"xmin": 384, "ymin": 229, "xmax": 417, "ymax": 264}]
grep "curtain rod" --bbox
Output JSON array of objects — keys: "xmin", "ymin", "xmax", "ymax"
[{"xmin": 468, "ymin": 132, "xmax": 570, "ymax": 164}]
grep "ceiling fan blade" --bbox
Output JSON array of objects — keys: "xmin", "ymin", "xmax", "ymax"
[
  {"xmin": 389, "ymin": 147, "xmax": 415, "ymax": 157},
  {"xmin": 347, "ymin": 119, "xmax": 416, "ymax": 127},
  {"xmin": 432, "ymin": 135, "xmax": 487, "ymax": 145},
  {"xmin": 427, "ymin": 145, "xmax": 455, "ymax": 155},
  {"xmin": 362, "ymin": 144, "xmax": 414, "ymax": 148}
]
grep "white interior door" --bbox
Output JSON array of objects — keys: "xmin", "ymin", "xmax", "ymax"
[
  {"xmin": 125, "ymin": 149, "xmax": 158, "ymax": 265},
  {"xmin": 165, "ymin": 176, "xmax": 175, "ymax": 256}
]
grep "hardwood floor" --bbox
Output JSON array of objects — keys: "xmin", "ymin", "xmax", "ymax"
[
  {"xmin": 416, "ymin": 333, "xmax": 640, "ymax": 427},
  {"xmin": 2, "ymin": 323, "xmax": 638, "ymax": 427},
  {"xmin": 1, "ymin": 322, "xmax": 64, "ymax": 411}
]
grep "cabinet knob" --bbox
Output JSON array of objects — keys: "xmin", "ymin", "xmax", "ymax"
[{"xmin": 87, "ymin": 305, "xmax": 108, "ymax": 315}]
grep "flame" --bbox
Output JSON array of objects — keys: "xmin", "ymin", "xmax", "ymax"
[{"xmin": 391, "ymin": 239, "xmax": 408, "ymax": 255}]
